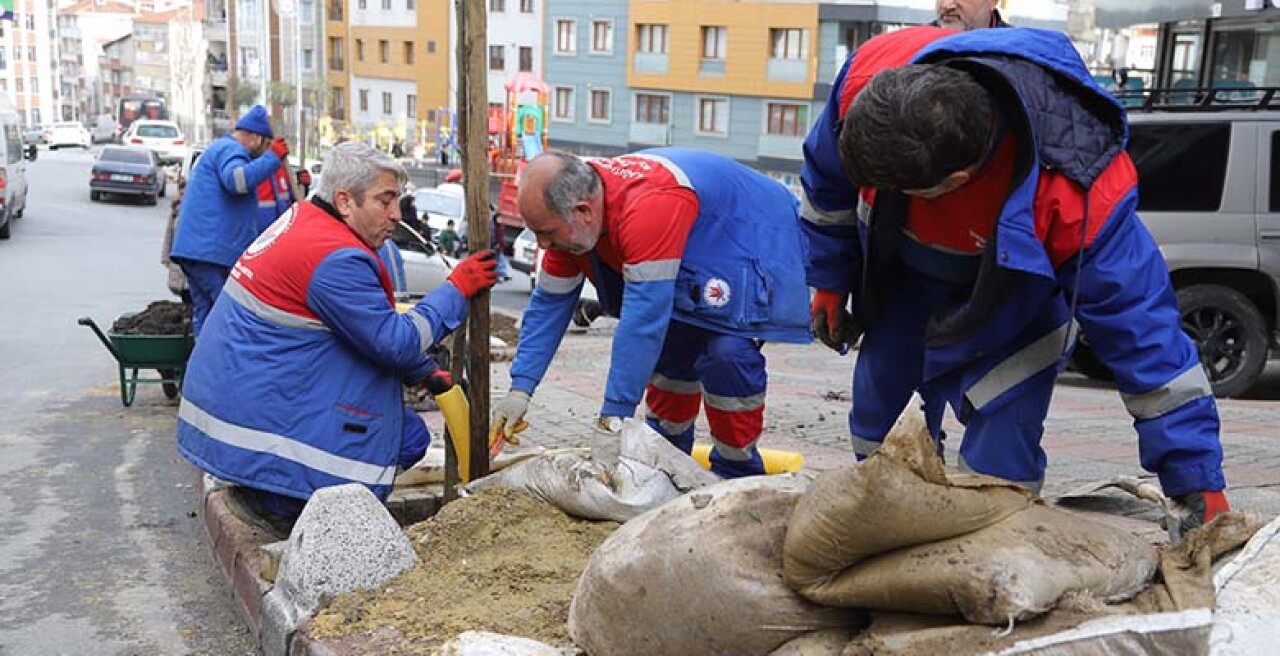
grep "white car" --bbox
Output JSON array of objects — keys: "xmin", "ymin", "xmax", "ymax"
[
  {"xmin": 414, "ymin": 183, "xmax": 466, "ymax": 240},
  {"xmin": 47, "ymin": 121, "xmax": 91, "ymax": 150},
  {"xmin": 512, "ymin": 227, "xmax": 599, "ymax": 301},
  {"xmin": 389, "ymin": 222, "xmax": 458, "ymax": 298},
  {"xmin": 124, "ymin": 119, "xmax": 187, "ymax": 165}
]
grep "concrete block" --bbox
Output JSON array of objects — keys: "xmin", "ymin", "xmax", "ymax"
[{"xmin": 261, "ymin": 483, "xmax": 420, "ymax": 656}]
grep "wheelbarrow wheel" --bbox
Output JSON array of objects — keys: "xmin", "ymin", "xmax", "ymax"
[{"xmin": 159, "ymin": 368, "xmax": 180, "ymax": 400}]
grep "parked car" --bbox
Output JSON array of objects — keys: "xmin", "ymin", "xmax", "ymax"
[
  {"xmin": 390, "ymin": 222, "xmax": 458, "ymax": 298},
  {"xmin": 22, "ymin": 124, "xmax": 46, "ymax": 146},
  {"xmin": 0, "ymin": 99, "xmax": 35, "ymax": 240},
  {"xmin": 122, "ymin": 119, "xmax": 187, "ymax": 165},
  {"xmin": 90, "ymin": 113, "xmax": 118, "ymax": 144},
  {"xmin": 90, "ymin": 146, "xmax": 166, "ymax": 205},
  {"xmin": 511, "ymin": 227, "xmax": 600, "ymax": 302},
  {"xmin": 1069, "ymin": 87, "xmax": 1280, "ymax": 397},
  {"xmin": 47, "ymin": 121, "xmax": 91, "ymax": 150},
  {"xmin": 414, "ymin": 182, "xmax": 467, "ymax": 240}
]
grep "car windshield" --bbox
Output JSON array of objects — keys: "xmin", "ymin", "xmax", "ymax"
[
  {"xmin": 137, "ymin": 124, "xmax": 179, "ymax": 138},
  {"xmin": 100, "ymin": 148, "xmax": 151, "ymax": 165},
  {"xmin": 415, "ymin": 191, "xmax": 463, "ymax": 218}
]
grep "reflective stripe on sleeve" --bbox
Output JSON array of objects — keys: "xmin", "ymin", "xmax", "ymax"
[
  {"xmin": 624, "ymin": 259, "xmax": 680, "ymax": 283},
  {"xmin": 179, "ymin": 399, "xmax": 398, "ymax": 487},
  {"xmin": 233, "ymin": 167, "xmax": 249, "ymax": 194},
  {"xmin": 966, "ymin": 322, "xmax": 1072, "ymax": 411},
  {"xmin": 631, "ymin": 153, "xmax": 693, "ymax": 188},
  {"xmin": 1122, "ymin": 364, "xmax": 1213, "ymax": 420},
  {"xmin": 800, "ymin": 189, "xmax": 857, "ymax": 226},
  {"xmin": 536, "ymin": 271, "xmax": 584, "ymax": 294},
  {"xmin": 407, "ymin": 311, "xmax": 435, "ymax": 354},
  {"xmin": 224, "ymin": 277, "xmax": 329, "ymax": 331}
]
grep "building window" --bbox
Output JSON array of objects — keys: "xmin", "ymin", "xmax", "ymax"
[
  {"xmin": 696, "ymin": 97, "xmax": 728, "ymax": 136},
  {"xmin": 359, "ymin": 88, "xmax": 368, "ymax": 111},
  {"xmin": 300, "ymin": 0, "xmax": 314, "ymax": 22},
  {"xmin": 358, "ymin": 0, "xmax": 365, "ymax": 9},
  {"xmin": 555, "ymin": 20, "xmax": 575, "ymax": 54},
  {"xmin": 15, "ymin": 78, "xmax": 21, "ymax": 92},
  {"xmin": 24, "ymin": 14, "xmax": 33, "ymax": 29},
  {"xmin": 766, "ymin": 102, "xmax": 808, "ymax": 137},
  {"xmin": 591, "ymin": 19, "xmax": 613, "ymax": 54},
  {"xmin": 634, "ymin": 93, "xmax": 669, "ymax": 124},
  {"xmin": 589, "ymin": 88, "xmax": 610, "ymax": 122},
  {"xmin": 332, "ymin": 86, "xmax": 345, "ymax": 118},
  {"xmin": 328, "ymin": 37, "xmax": 344, "ymax": 70},
  {"xmin": 489, "ymin": 0, "xmax": 504, "ymax": 11},
  {"xmin": 379, "ymin": 39, "xmax": 389, "ymax": 63},
  {"xmin": 636, "ymin": 24, "xmax": 668, "ymax": 54},
  {"xmin": 27, "ymin": 46, "xmax": 35, "ymax": 61},
  {"xmin": 520, "ymin": 0, "xmax": 533, "ymax": 12},
  {"xmin": 702, "ymin": 26, "xmax": 726, "ymax": 60},
  {"xmin": 553, "ymin": 85, "xmax": 573, "ymax": 120},
  {"xmin": 407, "ymin": 93, "xmax": 417, "ymax": 119},
  {"xmin": 518, "ymin": 46, "xmax": 532, "ymax": 72},
  {"xmin": 356, "ymin": 39, "xmax": 365, "ymax": 61},
  {"xmin": 0, "ymin": 80, "xmax": 6, "ymax": 91},
  {"xmin": 381, "ymin": 0, "xmax": 390, "ymax": 8},
  {"xmin": 30, "ymin": 108, "xmax": 39, "ymax": 125},
  {"xmin": 302, "ymin": 48, "xmax": 314, "ymax": 71},
  {"xmin": 405, "ymin": 41, "xmax": 415, "ymax": 64},
  {"xmin": 427, "ymin": 40, "xmax": 436, "ymax": 54},
  {"xmin": 382, "ymin": 91, "xmax": 392, "ymax": 114},
  {"xmin": 328, "ymin": 0, "xmax": 343, "ymax": 20},
  {"xmin": 407, "ymin": 0, "xmax": 414, "ymax": 8},
  {"xmin": 770, "ymin": 28, "xmax": 808, "ymax": 59},
  {"xmin": 488, "ymin": 45, "xmax": 505, "ymax": 71}
]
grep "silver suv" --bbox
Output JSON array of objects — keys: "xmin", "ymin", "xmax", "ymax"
[{"xmin": 1071, "ymin": 89, "xmax": 1280, "ymax": 397}]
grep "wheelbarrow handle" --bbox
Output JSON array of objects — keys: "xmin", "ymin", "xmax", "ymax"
[{"xmin": 78, "ymin": 316, "xmax": 123, "ymax": 362}]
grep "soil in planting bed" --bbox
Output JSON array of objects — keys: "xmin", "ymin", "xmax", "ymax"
[{"xmin": 309, "ymin": 486, "xmax": 616, "ymax": 649}]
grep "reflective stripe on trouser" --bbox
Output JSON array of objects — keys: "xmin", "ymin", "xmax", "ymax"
[{"xmin": 645, "ymin": 320, "xmax": 767, "ymax": 476}]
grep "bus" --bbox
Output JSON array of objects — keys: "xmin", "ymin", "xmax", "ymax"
[{"xmin": 116, "ymin": 94, "xmax": 168, "ymax": 139}]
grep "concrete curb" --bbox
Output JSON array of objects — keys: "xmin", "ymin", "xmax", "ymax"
[{"xmin": 197, "ymin": 472, "xmax": 445, "ymax": 654}]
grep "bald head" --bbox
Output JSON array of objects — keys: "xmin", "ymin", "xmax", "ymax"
[{"xmin": 517, "ymin": 151, "xmax": 605, "ymax": 255}]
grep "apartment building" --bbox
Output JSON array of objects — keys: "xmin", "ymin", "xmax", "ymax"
[
  {"xmin": 98, "ymin": 34, "xmax": 134, "ymax": 119},
  {"xmin": 542, "ymin": 0, "xmax": 630, "ymax": 157},
  {"xmin": 486, "ymin": 0, "xmax": 543, "ymax": 107},
  {"xmin": 61, "ymin": 0, "xmax": 134, "ymax": 120},
  {"xmin": 134, "ymin": 6, "xmax": 207, "ymax": 140},
  {"xmin": 203, "ymin": 0, "xmax": 230, "ymax": 135},
  {"xmin": 4, "ymin": 0, "xmax": 59, "ymax": 126}
]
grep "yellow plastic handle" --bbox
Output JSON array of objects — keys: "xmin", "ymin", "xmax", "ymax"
[{"xmin": 690, "ymin": 444, "xmax": 804, "ymax": 475}]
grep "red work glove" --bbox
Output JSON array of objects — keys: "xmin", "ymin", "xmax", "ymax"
[
  {"xmin": 811, "ymin": 289, "xmax": 860, "ymax": 354},
  {"xmin": 447, "ymin": 249, "xmax": 499, "ymax": 298},
  {"xmin": 1171, "ymin": 489, "xmax": 1231, "ymax": 538},
  {"xmin": 424, "ymin": 369, "xmax": 453, "ymax": 395},
  {"xmin": 270, "ymin": 137, "xmax": 290, "ymax": 159}
]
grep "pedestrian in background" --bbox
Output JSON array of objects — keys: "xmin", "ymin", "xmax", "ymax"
[
  {"xmin": 176, "ymin": 142, "xmax": 499, "ymax": 534},
  {"xmin": 492, "ymin": 150, "xmax": 811, "ymax": 478},
  {"xmin": 169, "ymin": 105, "xmax": 288, "ymax": 335},
  {"xmin": 438, "ymin": 219, "xmax": 460, "ymax": 257}
]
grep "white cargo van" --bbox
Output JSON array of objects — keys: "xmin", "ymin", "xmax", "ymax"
[{"xmin": 0, "ymin": 95, "xmax": 34, "ymax": 240}]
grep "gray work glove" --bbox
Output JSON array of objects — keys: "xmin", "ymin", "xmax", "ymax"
[{"xmin": 491, "ymin": 390, "xmax": 531, "ymax": 441}]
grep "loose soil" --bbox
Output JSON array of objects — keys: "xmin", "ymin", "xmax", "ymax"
[
  {"xmin": 308, "ymin": 486, "xmax": 616, "ymax": 650},
  {"xmin": 111, "ymin": 301, "xmax": 191, "ymax": 336},
  {"xmin": 490, "ymin": 312, "xmax": 519, "ymax": 347}
]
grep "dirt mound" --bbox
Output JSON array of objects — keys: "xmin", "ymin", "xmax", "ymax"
[
  {"xmin": 308, "ymin": 486, "xmax": 616, "ymax": 648},
  {"xmin": 111, "ymin": 301, "xmax": 191, "ymax": 336}
]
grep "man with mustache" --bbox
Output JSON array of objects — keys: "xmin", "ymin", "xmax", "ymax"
[{"xmin": 934, "ymin": 0, "xmax": 1007, "ymax": 31}]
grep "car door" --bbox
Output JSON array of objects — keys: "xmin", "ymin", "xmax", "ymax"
[{"xmin": 1256, "ymin": 119, "xmax": 1280, "ymax": 329}]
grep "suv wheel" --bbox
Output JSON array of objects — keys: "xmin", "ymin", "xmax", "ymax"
[{"xmin": 1178, "ymin": 284, "xmax": 1268, "ymax": 398}]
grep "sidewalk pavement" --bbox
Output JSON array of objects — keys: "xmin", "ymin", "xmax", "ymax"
[{"xmin": 455, "ymin": 316, "xmax": 1280, "ymax": 517}]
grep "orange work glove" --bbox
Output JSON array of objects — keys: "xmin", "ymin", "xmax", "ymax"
[{"xmin": 447, "ymin": 249, "xmax": 499, "ymax": 298}]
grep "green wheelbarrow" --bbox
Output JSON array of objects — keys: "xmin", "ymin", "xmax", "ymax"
[{"xmin": 78, "ymin": 316, "xmax": 194, "ymax": 407}]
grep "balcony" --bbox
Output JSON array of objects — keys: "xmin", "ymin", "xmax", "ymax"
[
  {"xmin": 634, "ymin": 52, "xmax": 667, "ymax": 75},
  {"xmin": 208, "ymin": 69, "xmax": 228, "ymax": 87},
  {"xmin": 629, "ymin": 122, "xmax": 670, "ymax": 145},
  {"xmin": 757, "ymin": 133, "xmax": 804, "ymax": 160},
  {"xmin": 698, "ymin": 59, "xmax": 725, "ymax": 77},
  {"xmin": 766, "ymin": 58, "xmax": 807, "ymax": 83}
]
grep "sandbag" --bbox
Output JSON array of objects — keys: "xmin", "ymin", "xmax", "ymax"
[
  {"xmin": 1211, "ymin": 514, "xmax": 1280, "ymax": 654},
  {"xmin": 468, "ymin": 420, "xmax": 719, "ymax": 522},
  {"xmin": 784, "ymin": 403, "xmax": 1159, "ymax": 625},
  {"xmin": 439, "ymin": 631, "xmax": 562, "ymax": 656},
  {"xmin": 569, "ymin": 475, "xmax": 867, "ymax": 656}
]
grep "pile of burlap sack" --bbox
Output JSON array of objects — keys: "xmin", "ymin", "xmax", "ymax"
[{"xmin": 465, "ymin": 413, "xmax": 1276, "ymax": 656}]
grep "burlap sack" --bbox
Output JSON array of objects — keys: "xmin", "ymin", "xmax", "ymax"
[
  {"xmin": 569, "ymin": 475, "xmax": 868, "ymax": 656},
  {"xmin": 784, "ymin": 405, "xmax": 1159, "ymax": 625}
]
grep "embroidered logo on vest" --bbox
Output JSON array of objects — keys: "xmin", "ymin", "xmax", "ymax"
[
  {"xmin": 244, "ymin": 205, "xmax": 297, "ymax": 259},
  {"xmin": 703, "ymin": 277, "xmax": 731, "ymax": 307}
]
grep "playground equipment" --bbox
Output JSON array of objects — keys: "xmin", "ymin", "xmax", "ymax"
[{"xmin": 492, "ymin": 72, "xmax": 551, "ymax": 231}]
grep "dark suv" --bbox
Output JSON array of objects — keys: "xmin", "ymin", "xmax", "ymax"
[{"xmin": 1071, "ymin": 88, "xmax": 1280, "ymax": 397}]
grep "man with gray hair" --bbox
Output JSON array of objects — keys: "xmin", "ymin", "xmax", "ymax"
[
  {"xmin": 176, "ymin": 141, "xmax": 499, "ymax": 533},
  {"xmin": 492, "ymin": 149, "xmax": 811, "ymax": 479}
]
